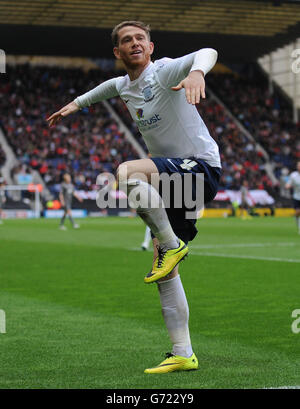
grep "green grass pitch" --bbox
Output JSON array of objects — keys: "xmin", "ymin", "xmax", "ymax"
[{"xmin": 0, "ymin": 216, "xmax": 300, "ymax": 389}]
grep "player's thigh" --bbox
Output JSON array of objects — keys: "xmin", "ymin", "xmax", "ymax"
[
  {"xmin": 117, "ymin": 158, "xmax": 159, "ymax": 185},
  {"xmin": 152, "ymin": 237, "xmax": 179, "ymax": 281}
]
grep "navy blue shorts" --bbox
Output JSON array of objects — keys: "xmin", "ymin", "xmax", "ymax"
[
  {"xmin": 293, "ymin": 199, "xmax": 300, "ymax": 210},
  {"xmin": 150, "ymin": 156, "xmax": 221, "ymax": 244}
]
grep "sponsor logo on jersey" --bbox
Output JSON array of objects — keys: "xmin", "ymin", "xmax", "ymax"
[
  {"xmin": 136, "ymin": 109, "xmax": 144, "ymax": 119},
  {"xmin": 142, "ymin": 85, "xmax": 154, "ymax": 102},
  {"xmin": 136, "ymin": 114, "xmax": 161, "ymax": 128}
]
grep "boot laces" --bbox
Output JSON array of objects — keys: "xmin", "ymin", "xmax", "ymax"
[{"xmin": 156, "ymin": 246, "xmax": 167, "ymax": 268}]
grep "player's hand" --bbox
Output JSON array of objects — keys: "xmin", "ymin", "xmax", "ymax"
[
  {"xmin": 171, "ymin": 70, "xmax": 206, "ymax": 105},
  {"xmin": 47, "ymin": 101, "xmax": 80, "ymax": 127}
]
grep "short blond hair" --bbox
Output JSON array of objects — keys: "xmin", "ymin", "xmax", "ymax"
[{"xmin": 111, "ymin": 20, "xmax": 151, "ymax": 47}]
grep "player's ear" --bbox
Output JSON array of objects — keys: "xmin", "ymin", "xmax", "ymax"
[
  {"xmin": 113, "ymin": 47, "xmax": 121, "ymax": 60},
  {"xmin": 149, "ymin": 42, "xmax": 154, "ymax": 56}
]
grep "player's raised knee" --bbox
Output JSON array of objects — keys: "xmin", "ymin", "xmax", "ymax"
[
  {"xmin": 117, "ymin": 161, "xmax": 149, "ymax": 185},
  {"xmin": 116, "ymin": 162, "xmax": 128, "ymax": 184}
]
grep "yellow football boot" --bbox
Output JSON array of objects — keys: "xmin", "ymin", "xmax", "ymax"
[
  {"xmin": 144, "ymin": 352, "xmax": 198, "ymax": 374},
  {"xmin": 144, "ymin": 239, "xmax": 188, "ymax": 284}
]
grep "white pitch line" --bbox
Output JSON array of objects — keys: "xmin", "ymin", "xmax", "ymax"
[
  {"xmin": 191, "ymin": 242, "xmax": 298, "ymax": 249},
  {"xmin": 129, "ymin": 246, "xmax": 300, "ymax": 263},
  {"xmin": 191, "ymin": 251, "xmax": 300, "ymax": 263},
  {"xmin": 264, "ymin": 386, "xmax": 300, "ymax": 389}
]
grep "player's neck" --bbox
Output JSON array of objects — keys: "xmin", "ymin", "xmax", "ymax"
[{"xmin": 126, "ymin": 60, "xmax": 151, "ymax": 81}]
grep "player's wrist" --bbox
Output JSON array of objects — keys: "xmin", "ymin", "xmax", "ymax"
[
  {"xmin": 73, "ymin": 98, "xmax": 83, "ymax": 110},
  {"xmin": 189, "ymin": 69, "xmax": 205, "ymax": 78}
]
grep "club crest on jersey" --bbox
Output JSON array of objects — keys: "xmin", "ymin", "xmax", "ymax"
[{"xmin": 142, "ymin": 85, "xmax": 154, "ymax": 102}]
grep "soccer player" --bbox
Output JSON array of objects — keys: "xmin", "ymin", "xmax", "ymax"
[
  {"xmin": 47, "ymin": 21, "xmax": 221, "ymax": 373},
  {"xmin": 240, "ymin": 180, "xmax": 252, "ymax": 219},
  {"xmin": 59, "ymin": 173, "xmax": 83, "ymax": 230},
  {"xmin": 285, "ymin": 161, "xmax": 300, "ymax": 234}
]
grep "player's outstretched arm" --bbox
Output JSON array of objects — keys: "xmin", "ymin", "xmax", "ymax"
[
  {"xmin": 172, "ymin": 70, "xmax": 205, "ymax": 105},
  {"xmin": 47, "ymin": 101, "xmax": 80, "ymax": 127}
]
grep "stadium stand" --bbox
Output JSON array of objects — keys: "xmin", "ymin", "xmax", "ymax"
[
  {"xmin": 197, "ymin": 95, "xmax": 273, "ymax": 192},
  {"xmin": 0, "ymin": 0, "xmax": 299, "ymax": 214},
  {"xmin": 0, "ymin": 64, "xmax": 139, "ymax": 199},
  {"xmin": 1, "ymin": 60, "xmax": 294, "ymax": 208},
  {"xmin": 206, "ymin": 67, "xmax": 300, "ymax": 172}
]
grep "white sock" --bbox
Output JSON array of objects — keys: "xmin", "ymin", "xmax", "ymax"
[
  {"xmin": 157, "ymin": 275, "xmax": 193, "ymax": 358},
  {"xmin": 142, "ymin": 226, "xmax": 152, "ymax": 248},
  {"xmin": 123, "ymin": 179, "xmax": 179, "ymax": 249}
]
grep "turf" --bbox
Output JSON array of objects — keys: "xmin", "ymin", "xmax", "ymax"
[{"xmin": 0, "ymin": 216, "xmax": 300, "ymax": 389}]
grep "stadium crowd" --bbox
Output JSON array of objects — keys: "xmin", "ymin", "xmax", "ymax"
[
  {"xmin": 1, "ymin": 62, "xmax": 298, "ymax": 200},
  {"xmin": 198, "ymin": 96, "xmax": 273, "ymax": 191},
  {"xmin": 0, "ymin": 64, "xmax": 139, "ymax": 196},
  {"xmin": 206, "ymin": 69, "xmax": 300, "ymax": 175}
]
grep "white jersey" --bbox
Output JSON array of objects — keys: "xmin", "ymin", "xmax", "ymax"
[
  {"xmin": 289, "ymin": 171, "xmax": 300, "ymax": 200},
  {"xmin": 75, "ymin": 50, "xmax": 221, "ymax": 168}
]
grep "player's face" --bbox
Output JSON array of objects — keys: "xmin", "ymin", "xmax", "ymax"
[
  {"xmin": 113, "ymin": 26, "xmax": 154, "ymax": 69},
  {"xmin": 297, "ymin": 162, "xmax": 300, "ymax": 172}
]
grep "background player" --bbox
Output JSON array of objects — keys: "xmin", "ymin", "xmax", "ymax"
[
  {"xmin": 47, "ymin": 20, "xmax": 220, "ymax": 374},
  {"xmin": 285, "ymin": 161, "xmax": 300, "ymax": 234},
  {"xmin": 240, "ymin": 179, "xmax": 252, "ymax": 219},
  {"xmin": 59, "ymin": 173, "xmax": 83, "ymax": 230}
]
